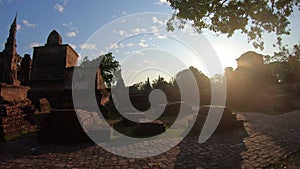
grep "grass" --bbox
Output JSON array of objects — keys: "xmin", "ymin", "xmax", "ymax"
[{"xmin": 3, "ymin": 128, "xmax": 37, "ymax": 141}]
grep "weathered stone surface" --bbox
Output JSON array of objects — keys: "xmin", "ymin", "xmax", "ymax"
[
  {"xmin": 30, "ymin": 30, "xmax": 78, "ymax": 82},
  {"xmin": 18, "ymin": 54, "xmax": 31, "ymax": 85},
  {"xmin": 46, "ymin": 30, "xmax": 62, "ymax": 47},
  {"xmin": 39, "ymin": 98, "xmax": 51, "ymax": 113},
  {"xmin": 76, "ymin": 109, "xmax": 103, "ymax": 130},
  {"xmin": 39, "ymin": 109, "xmax": 110, "ymax": 143},
  {"xmin": 28, "ymin": 30, "xmax": 106, "ymax": 109},
  {"xmin": 189, "ymin": 106, "xmax": 243, "ymax": 136},
  {"xmin": 0, "ymin": 84, "xmax": 30, "ymax": 102},
  {"xmin": 38, "ymin": 109, "xmax": 90, "ymax": 142},
  {"xmin": 0, "ymin": 15, "xmax": 20, "ymax": 85},
  {"xmin": 0, "ymin": 102, "xmax": 36, "ymax": 141}
]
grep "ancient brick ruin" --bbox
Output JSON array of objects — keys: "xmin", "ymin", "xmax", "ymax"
[
  {"xmin": 225, "ymin": 51, "xmax": 299, "ymax": 111},
  {"xmin": 0, "ymin": 15, "xmax": 108, "ymax": 142},
  {"xmin": 0, "ymin": 99, "xmax": 36, "ymax": 141},
  {"xmin": 0, "ymin": 15, "xmax": 36, "ymax": 141},
  {"xmin": 0, "ymin": 14, "xmax": 19, "ymax": 85},
  {"xmin": 27, "ymin": 30, "xmax": 109, "ymax": 142},
  {"xmin": 28, "ymin": 30, "xmax": 79, "ymax": 109}
]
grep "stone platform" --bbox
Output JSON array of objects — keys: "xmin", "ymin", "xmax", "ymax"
[
  {"xmin": 0, "ymin": 84, "xmax": 30, "ymax": 102},
  {"xmin": 39, "ymin": 109, "xmax": 111, "ymax": 143},
  {"xmin": 0, "ymin": 84, "xmax": 36, "ymax": 141}
]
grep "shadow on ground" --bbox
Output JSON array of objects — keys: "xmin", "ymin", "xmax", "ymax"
[
  {"xmin": 0, "ymin": 133, "xmax": 96, "ymax": 162},
  {"xmin": 174, "ymin": 127, "xmax": 249, "ymax": 169}
]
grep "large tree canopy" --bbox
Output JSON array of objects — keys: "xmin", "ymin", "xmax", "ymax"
[
  {"xmin": 79, "ymin": 52, "xmax": 120, "ymax": 87},
  {"xmin": 167, "ymin": 0, "xmax": 300, "ymax": 50},
  {"xmin": 272, "ymin": 42, "xmax": 300, "ymax": 61}
]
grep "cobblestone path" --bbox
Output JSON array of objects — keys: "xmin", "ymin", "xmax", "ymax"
[{"xmin": 0, "ymin": 110, "xmax": 299, "ymax": 169}]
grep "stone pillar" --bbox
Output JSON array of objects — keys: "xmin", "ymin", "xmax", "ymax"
[{"xmin": 19, "ymin": 54, "xmax": 31, "ymax": 85}]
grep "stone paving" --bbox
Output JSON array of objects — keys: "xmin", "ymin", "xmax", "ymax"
[{"xmin": 0, "ymin": 110, "xmax": 300, "ymax": 169}]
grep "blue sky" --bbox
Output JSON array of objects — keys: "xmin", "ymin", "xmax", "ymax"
[{"xmin": 1, "ymin": 0, "xmax": 300, "ymax": 84}]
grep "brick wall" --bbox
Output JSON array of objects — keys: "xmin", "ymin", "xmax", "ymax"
[{"xmin": 0, "ymin": 101, "xmax": 37, "ymax": 141}]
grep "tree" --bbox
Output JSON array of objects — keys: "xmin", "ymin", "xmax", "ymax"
[
  {"xmin": 175, "ymin": 66, "xmax": 211, "ymax": 104},
  {"xmin": 272, "ymin": 41, "xmax": 300, "ymax": 61},
  {"xmin": 268, "ymin": 42, "xmax": 300, "ymax": 82},
  {"xmin": 79, "ymin": 52, "xmax": 120, "ymax": 87},
  {"xmin": 166, "ymin": 0, "xmax": 300, "ymax": 50}
]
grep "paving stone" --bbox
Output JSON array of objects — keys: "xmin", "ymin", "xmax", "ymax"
[{"xmin": 1, "ymin": 111, "xmax": 300, "ymax": 168}]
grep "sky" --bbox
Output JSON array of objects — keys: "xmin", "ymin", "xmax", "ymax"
[{"xmin": 1, "ymin": 0, "xmax": 300, "ymax": 85}]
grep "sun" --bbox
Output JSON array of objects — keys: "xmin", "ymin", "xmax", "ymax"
[{"xmin": 212, "ymin": 43, "xmax": 238, "ymax": 70}]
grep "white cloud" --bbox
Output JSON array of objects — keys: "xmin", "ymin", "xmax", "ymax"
[
  {"xmin": 126, "ymin": 43, "xmax": 135, "ymax": 47},
  {"xmin": 16, "ymin": 24, "xmax": 21, "ymax": 30},
  {"xmin": 152, "ymin": 16, "xmax": 165, "ymax": 25},
  {"xmin": 109, "ymin": 43, "xmax": 118, "ymax": 49},
  {"xmin": 132, "ymin": 27, "xmax": 147, "ymax": 34},
  {"xmin": 28, "ymin": 42, "xmax": 43, "ymax": 48},
  {"xmin": 122, "ymin": 11, "xmax": 127, "ymax": 15},
  {"xmin": 114, "ymin": 30, "xmax": 126, "ymax": 36},
  {"xmin": 142, "ymin": 59, "xmax": 156, "ymax": 65},
  {"xmin": 150, "ymin": 26, "xmax": 168, "ymax": 39},
  {"xmin": 62, "ymin": 22, "xmax": 73, "ymax": 29},
  {"xmin": 138, "ymin": 42, "xmax": 149, "ymax": 48},
  {"xmin": 66, "ymin": 31, "xmax": 77, "ymax": 37},
  {"xmin": 151, "ymin": 26, "xmax": 160, "ymax": 33},
  {"xmin": 79, "ymin": 43, "xmax": 97, "ymax": 50},
  {"xmin": 54, "ymin": 3, "xmax": 64, "ymax": 13},
  {"xmin": 132, "ymin": 50, "xmax": 145, "ymax": 55},
  {"xmin": 22, "ymin": 20, "xmax": 36, "ymax": 28},
  {"xmin": 138, "ymin": 39, "xmax": 148, "ymax": 47},
  {"xmin": 62, "ymin": 22, "xmax": 78, "ymax": 37},
  {"xmin": 155, "ymin": 0, "xmax": 170, "ymax": 5},
  {"xmin": 119, "ymin": 30, "xmax": 126, "ymax": 36},
  {"xmin": 138, "ymin": 43, "xmax": 148, "ymax": 47},
  {"xmin": 156, "ymin": 34, "xmax": 168, "ymax": 39},
  {"xmin": 7, "ymin": 23, "xmax": 21, "ymax": 31}
]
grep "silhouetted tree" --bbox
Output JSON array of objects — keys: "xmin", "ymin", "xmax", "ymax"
[
  {"xmin": 268, "ymin": 42, "xmax": 300, "ymax": 82},
  {"xmin": 272, "ymin": 42, "xmax": 300, "ymax": 61},
  {"xmin": 176, "ymin": 66, "xmax": 211, "ymax": 104},
  {"xmin": 79, "ymin": 53, "xmax": 120, "ymax": 87},
  {"xmin": 152, "ymin": 76, "xmax": 173, "ymax": 91},
  {"xmin": 167, "ymin": 0, "xmax": 300, "ymax": 50}
]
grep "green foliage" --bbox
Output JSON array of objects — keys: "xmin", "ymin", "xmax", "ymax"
[
  {"xmin": 272, "ymin": 41, "xmax": 300, "ymax": 61},
  {"xmin": 176, "ymin": 66, "xmax": 211, "ymax": 91},
  {"xmin": 152, "ymin": 76, "xmax": 174, "ymax": 90},
  {"xmin": 79, "ymin": 53, "xmax": 120, "ymax": 87},
  {"xmin": 167, "ymin": 0, "xmax": 300, "ymax": 50},
  {"xmin": 210, "ymin": 74, "xmax": 225, "ymax": 86},
  {"xmin": 268, "ymin": 61, "xmax": 291, "ymax": 83}
]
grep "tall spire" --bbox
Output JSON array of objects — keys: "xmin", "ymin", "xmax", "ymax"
[
  {"xmin": 4, "ymin": 13, "xmax": 17, "ymax": 49},
  {"xmin": 13, "ymin": 12, "xmax": 17, "ymax": 26},
  {"xmin": 1, "ymin": 14, "xmax": 19, "ymax": 85}
]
